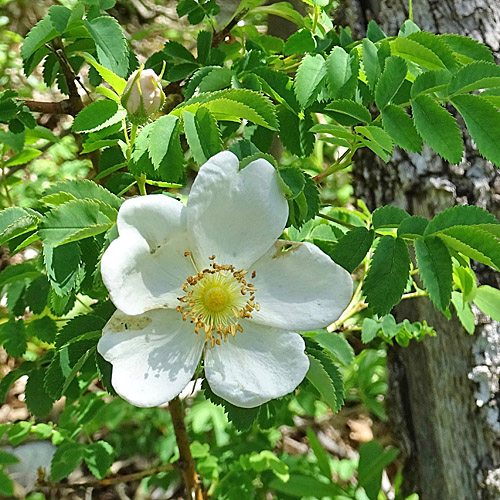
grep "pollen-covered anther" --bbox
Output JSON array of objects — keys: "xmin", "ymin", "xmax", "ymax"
[{"xmin": 177, "ymin": 256, "xmax": 259, "ymax": 346}]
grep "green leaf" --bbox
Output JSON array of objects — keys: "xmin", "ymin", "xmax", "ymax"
[
  {"xmin": 355, "ymin": 125, "xmax": 393, "ymax": 160},
  {"xmin": 294, "ymin": 54, "xmax": 326, "ymax": 108},
  {"xmin": 196, "ymin": 30, "xmax": 212, "ymax": 65},
  {"xmin": 473, "ymin": 285, "xmax": 500, "ymax": 321},
  {"xmin": 448, "ymin": 61, "xmax": 500, "ymax": 95},
  {"xmin": 25, "ymin": 368, "xmax": 54, "ymax": 417},
  {"xmin": 39, "ymin": 199, "xmax": 117, "ymax": 246},
  {"xmin": 269, "ymin": 474, "xmax": 341, "ymax": 498},
  {"xmin": 440, "ymin": 34, "xmax": 494, "ymax": 63},
  {"xmin": 85, "ymin": 16, "xmax": 129, "ymax": 77},
  {"xmin": 0, "ymin": 470, "xmax": 14, "ymax": 497},
  {"xmin": 26, "ymin": 316, "xmax": 58, "ymax": 343},
  {"xmin": 44, "ymin": 241, "xmax": 83, "ymax": 296},
  {"xmin": 361, "ymin": 318, "xmax": 380, "ymax": 343},
  {"xmin": 0, "ymin": 207, "xmax": 40, "ymax": 246},
  {"xmin": 381, "ymin": 104, "xmax": 423, "ymax": 153},
  {"xmin": 363, "ymin": 236, "xmax": 410, "ymax": 315},
  {"xmin": 73, "ymin": 100, "xmax": 121, "ymax": 133},
  {"xmin": 451, "ymin": 94, "xmax": 500, "ymax": 166},
  {"xmin": 1, "ymin": 319, "xmax": 27, "ymax": 358},
  {"xmin": 362, "ymin": 38, "xmax": 380, "ymax": 90},
  {"xmin": 437, "ymin": 227, "xmax": 500, "ymax": 271},
  {"xmin": 313, "ymin": 331, "xmax": 354, "ymax": 367},
  {"xmin": 391, "ymin": 37, "xmax": 446, "ymax": 70},
  {"xmin": 425, "ymin": 205, "xmax": 498, "ymax": 235},
  {"xmin": 0, "ymin": 362, "xmax": 35, "ymax": 403},
  {"xmin": 81, "ymin": 53, "xmax": 127, "ymax": 94},
  {"xmin": 7, "ymin": 421, "xmax": 32, "ymax": 445},
  {"xmin": 0, "ymin": 261, "xmax": 39, "ymax": 288},
  {"xmin": 148, "ymin": 115, "xmax": 180, "ymax": 168},
  {"xmin": 414, "ymin": 237, "xmax": 452, "ymax": 311},
  {"xmin": 375, "ymin": 56, "xmax": 407, "ymax": 110},
  {"xmin": 325, "ymin": 47, "xmax": 359, "ymax": 100},
  {"xmin": 411, "ymin": 69, "xmax": 452, "ymax": 99},
  {"xmin": 0, "ymin": 451, "xmax": 19, "ymax": 466},
  {"xmin": 306, "ymin": 349, "xmax": 344, "ymax": 413},
  {"xmin": 408, "ymin": 31, "xmax": 458, "ymax": 72},
  {"xmin": 451, "ymin": 291, "xmax": 475, "ymax": 334},
  {"xmin": 358, "ymin": 441, "xmax": 399, "ymax": 500},
  {"xmin": 4, "ymin": 148, "xmax": 41, "ymax": 167},
  {"xmin": 183, "ymin": 108, "xmax": 222, "ymax": 165},
  {"xmin": 372, "ymin": 206, "xmax": 409, "ymax": 229},
  {"xmin": 330, "ymin": 227, "xmax": 374, "ymax": 273},
  {"xmin": 325, "ymin": 99, "xmax": 371, "ymax": 125},
  {"xmin": 49, "ymin": 5, "xmax": 72, "ymax": 33},
  {"xmin": 51, "ymin": 443, "xmax": 85, "ymax": 481},
  {"xmin": 277, "ymin": 106, "xmax": 314, "ymax": 157},
  {"xmin": 197, "ymin": 67, "xmax": 233, "ymax": 94},
  {"xmin": 284, "ymin": 29, "xmax": 315, "ymax": 55},
  {"xmin": 411, "ymin": 94, "xmax": 463, "ymax": 164},
  {"xmin": 305, "ymin": 428, "xmax": 331, "ymax": 479},
  {"xmin": 278, "ymin": 167, "xmax": 305, "ymax": 200},
  {"xmin": 366, "ymin": 20, "xmax": 386, "ymax": 42},
  {"xmin": 398, "ymin": 215, "xmax": 429, "ymax": 238},
  {"xmin": 21, "ymin": 16, "xmax": 57, "ymax": 61},
  {"xmin": 252, "ymin": 3, "xmax": 305, "ymax": 27},
  {"xmin": 84, "ymin": 441, "xmax": 115, "ymax": 479}
]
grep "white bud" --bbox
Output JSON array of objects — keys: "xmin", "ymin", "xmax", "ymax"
[{"xmin": 122, "ymin": 68, "xmax": 165, "ymax": 123}]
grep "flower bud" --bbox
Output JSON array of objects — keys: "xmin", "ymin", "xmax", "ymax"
[{"xmin": 121, "ymin": 68, "xmax": 165, "ymax": 124}]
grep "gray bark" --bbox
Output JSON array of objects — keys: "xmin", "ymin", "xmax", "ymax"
[{"xmin": 340, "ymin": 1, "xmax": 500, "ymax": 499}]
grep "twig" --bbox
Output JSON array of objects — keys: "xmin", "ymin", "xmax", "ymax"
[
  {"xmin": 38, "ymin": 463, "xmax": 176, "ymax": 490},
  {"xmin": 212, "ymin": 9, "xmax": 248, "ymax": 47},
  {"xmin": 169, "ymin": 396, "xmax": 204, "ymax": 500},
  {"xmin": 19, "ymin": 99, "xmax": 75, "ymax": 115}
]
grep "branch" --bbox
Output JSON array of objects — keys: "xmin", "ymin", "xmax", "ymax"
[
  {"xmin": 20, "ymin": 99, "xmax": 76, "ymax": 115},
  {"xmin": 37, "ymin": 463, "xmax": 176, "ymax": 490},
  {"xmin": 169, "ymin": 396, "xmax": 204, "ymax": 500},
  {"xmin": 212, "ymin": 9, "xmax": 248, "ymax": 47}
]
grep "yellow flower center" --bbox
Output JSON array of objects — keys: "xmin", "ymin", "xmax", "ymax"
[{"xmin": 177, "ymin": 254, "xmax": 259, "ymax": 347}]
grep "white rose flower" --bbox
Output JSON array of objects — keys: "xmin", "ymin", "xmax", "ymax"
[
  {"xmin": 98, "ymin": 151, "xmax": 353, "ymax": 408},
  {"xmin": 4, "ymin": 441, "xmax": 56, "ymax": 493}
]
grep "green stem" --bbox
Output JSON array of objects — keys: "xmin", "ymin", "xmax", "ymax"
[
  {"xmin": 137, "ymin": 173, "xmax": 147, "ymax": 196},
  {"xmin": 408, "ymin": 0, "xmax": 413, "ymax": 21},
  {"xmin": 317, "ymin": 213, "xmax": 356, "ymax": 229}
]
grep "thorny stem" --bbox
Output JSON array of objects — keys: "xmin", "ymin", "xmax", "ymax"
[{"xmin": 169, "ymin": 397, "xmax": 204, "ymax": 500}]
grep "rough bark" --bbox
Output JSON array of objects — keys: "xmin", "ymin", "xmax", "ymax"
[{"xmin": 339, "ymin": 1, "xmax": 500, "ymax": 499}]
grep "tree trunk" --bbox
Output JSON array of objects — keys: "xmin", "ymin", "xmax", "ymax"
[{"xmin": 339, "ymin": 1, "xmax": 500, "ymax": 499}]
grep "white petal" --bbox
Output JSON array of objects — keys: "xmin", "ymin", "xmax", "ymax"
[
  {"xmin": 250, "ymin": 240, "xmax": 353, "ymax": 330},
  {"xmin": 187, "ymin": 152, "xmax": 288, "ymax": 269},
  {"xmin": 117, "ymin": 194, "xmax": 186, "ymax": 249},
  {"xmin": 205, "ymin": 321, "xmax": 309, "ymax": 408},
  {"xmin": 98, "ymin": 309, "xmax": 205, "ymax": 407},
  {"xmin": 101, "ymin": 231, "xmax": 195, "ymax": 315}
]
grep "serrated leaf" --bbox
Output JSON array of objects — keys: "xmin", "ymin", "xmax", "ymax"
[
  {"xmin": 366, "ymin": 19, "xmax": 386, "ymax": 42},
  {"xmin": 448, "ymin": 61, "xmax": 500, "ymax": 95},
  {"xmin": 49, "ymin": 5, "xmax": 71, "ymax": 33},
  {"xmin": 1, "ymin": 319, "xmax": 27, "ymax": 358},
  {"xmin": 440, "ymin": 34, "xmax": 494, "ymax": 63},
  {"xmin": 284, "ymin": 29, "xmax": 315, "ymax": 55},
  {"xmin": 0, "ymin": 470, "xmax": 14, "ymax": 497},
  {"xmin": 307, "ymin": 348, "xmax": 344, "ymax": 413},
  {"xmin": 411, "ymin": 70, "xmax": 452, "ymax": 99},
  {"xmin": 198, "ymin": 67, "xmax": 233, "ymax": 93},
  {"xmin": 0, "ymin": 261, "xmax": 39, "ymax": 288},
  {"xmin": 473, "ymin": 285, "xmax": 500, "ymax": 321},
  {"xmin": 196, "ymin": 30, "xmax": 212, "ymax": 65},
  {"xmin": 437, "ymin": 226, "xmax": 500, "ymax": 271},
  {"xmin": 148, "ymin": 115, "xmax": 180, "ymax": 168},
  {"xmin": 82, "ymin": 53, "xmax": 127, "ymax": 94},
  {"xmin": 51, "ymin": 443, "xmax": 85, "ymax": 481},
  {"xmin": 381, "ymin": 104, "xmax": 422, "ymax": 153},
  {"xmin": 372, "ymin": 206, "xmax": 409, "ymax": 228},
  {"xmin": 0, "ymin": 207, "xmax": 40, "ymax": 246},
  {"xmin": 25, "ymin": 367, "xmax": 54, "ymax": 417},
  {"xmin": 84, "ymin": 441, "xmax": 115, "ymax": 479},
  {"xmin": 254, "ymin": 67, "xmax": 299, "ymax": 112},
  {"xmin": 313, "ymin": 331, "xmax": 354, "ymax": 367},
  {"xmin": 183, "ymin": 108, "xmax": 222, "ymax": 165},
  {"xmin": 414, "ymin": 236, "xmax": 452, "ymax": 311},
  {"xmin": 356, "ymin": 125, "xmax": 393, "ymax": 157},
  {"xmin": 425, "ymin": 205, "xmax": 498, "ymax": 235},
  {"xmin": 21, "ymin": 16, "xmax": 57, "ymax": 61},
  {"xmin": 73, "ymin": 100, "xmax": 120, "ymax": 133},
  {"xmin": 277, "ymin": 106, "xmax": 314, "ymax": 157},
  {"xmin": 39, "ymin": 199, "xmax": 117, "ymax": 247},
  {"xmin": 451, "ymin": 94, "xmax": 500, "ymax": 166},
  {"xmin": 85, "ymin": 16, "xmax": 128, "ymax": 78},
  {"xmin": 375, "ymin": 56, "xmax": 407, "ymax": 110},
  {"xmin": 26, "ymin": 316, "xmax": 58, "ymax": 343},
  {"xmin": 391, "ymin": 37, "xmax": 446, "ymax": 70},
  {"xmin": 408, "ymin": 31, "xmax": 458, "ymax": 72},
  {"xmin": 0, "ymin": 362, "xmax": 34, "ymax": 403},
  {"xmin": 163, "ymin": 39, "xmax": 196, "ymax": 62},
  {"xmin": 44, "ymin": 241, "xmax": 83, "ymax": 296},
  {"xmin": 451, "ymin": 291, "xmax": 475, "ymax": 334},
  {"xmin": 398, "ymin": 215, "xmax": 429, "ymax": 237},
  {"xmin": 278, "ymin": 167, "xmax": 305, "ymax": 200},
  {"xmin": 4, "ymin": 148, "xmax": 41, "ymax": 167},
  {"xmin": 325, "ymin": 47, "xmax": 359, "ymax": 100},
  {"xmin": 411, "ymin": 94, "xmax": 463, "ymax": 163},
  {"xmin": 362, "ymin": 38, "xmax": 380, "ymax": 90},
  {"xmin": 294, "ymin": 54, "xmax": 326, "ymax": 108},
  {"xmin": 326, "ymin": 99, "xmax": 371, "ymax": 125},
  {"xmin": 363, "ymin": 236, "xmax": 410, "ymax": 315},
  {"xmin": 330, "ymin": 227, "xmax": 374, "ymax": 273}
]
